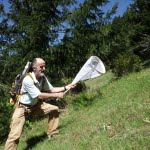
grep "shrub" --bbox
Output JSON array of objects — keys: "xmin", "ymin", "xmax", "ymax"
[
  {"xmin": 72, "ymin": 92, "xmax": 92, "ymax": 110},
  {"xmin": 0, "ymin": 92, "xmax": 13, "ymax": 143},
  {"xmin": 72, "ymin": 88, "xmax": 102, "ymax": 110},
  {"xmin": 112, "ymin": 53, "xmax": 143, "ymax": 77},
  {"xmin": 71, "ymin": 82, "xmax": 86, "ymax": 94}
]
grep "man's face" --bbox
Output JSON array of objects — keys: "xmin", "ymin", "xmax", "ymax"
[{"xmin": 34, "ymin": 59, "xmax": 46, "ymax": 77}]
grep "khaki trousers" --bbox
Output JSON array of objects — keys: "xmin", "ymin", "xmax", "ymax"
[{"xmin": 4, "ymin": 102, "xmax": 59, "ymax": 150}]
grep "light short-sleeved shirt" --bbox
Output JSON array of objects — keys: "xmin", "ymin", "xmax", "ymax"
[{"xmin": 20, "ymin": 72, "xmax": 53, "ymax": 105}]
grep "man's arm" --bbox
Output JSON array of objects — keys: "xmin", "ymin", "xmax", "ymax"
[
  {"xmin": 50, "ymin": 87, "xmax": 66, "ymax": 93},
  {"xmin": 37, "ymin": 83, "xmax": 76, "ymax": 101},
  {"xmin": 50, "ymin": 84, "xmax": 75, "ymax": 93},
  {"xmin": 37, "ymin": 92, "xmax": 64, "ymax": 100}
]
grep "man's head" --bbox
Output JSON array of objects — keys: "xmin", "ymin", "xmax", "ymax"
[{"xmin": 32, "ymin": 58, "xmax": 46, "ymax": 78}]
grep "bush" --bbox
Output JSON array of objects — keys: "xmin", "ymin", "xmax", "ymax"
[
  {"xmin": 112, "ymin": 53, "xmax": 143, "ymax": 77},
  {"xmin": 0, "ymin": 92, "xmax": 13, "ymax": 143},
  {"xmin": 71, "ymin": 82, "xmax": 86, "ymax": 94},
  {"xmin": 72, "ymin": 92, "xmax": 92, "ymax": 110},
  {"xmin": 72, "ymin": 88, "xmax": 102, "ymax": 110}
]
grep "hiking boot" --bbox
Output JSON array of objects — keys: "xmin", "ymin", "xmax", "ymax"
[{"xmin": 48, "ymin": 134, "xmax": 53, "ymax": 140}]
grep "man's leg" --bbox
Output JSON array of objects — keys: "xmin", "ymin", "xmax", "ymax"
[
  {"xmin": 47, "ymin": 108, "xmax": 60, "ymax": 136},
  {"xmin": 31, "ymin": 102, "xmax": 60, "ymax": 137},
  {"xmin": 5, "ymin": 105, "xmax": 26, "ymax": 150}
]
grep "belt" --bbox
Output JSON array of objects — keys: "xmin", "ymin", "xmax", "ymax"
[{"xmin": 19, "ymin": 102, "xmax": 35, "ymax": 108}]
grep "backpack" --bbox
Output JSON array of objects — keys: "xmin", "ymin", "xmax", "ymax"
[{"xmin": 10, "ymin": 61, "xmax": 32, "ymax": 105}]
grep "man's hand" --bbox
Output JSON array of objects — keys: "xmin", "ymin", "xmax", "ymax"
[{"xmin": 66, "ymin": 83, "xmax": 76, "ymax": 90}]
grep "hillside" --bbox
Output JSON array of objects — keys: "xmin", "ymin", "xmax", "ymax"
[{"xmin": 1, "ymin": 69, "xmax": 150, "ymax": 150}]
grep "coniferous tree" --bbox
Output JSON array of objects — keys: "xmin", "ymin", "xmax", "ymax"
[
  {"xmin": 107, "ymin": 0, "xmax": 150, "ymax": 76},
  {"xmin": 122, "ymin": 0, "xmax": 150, "ymax": 60},
  {"xmin": 0, "ymin": 0, "xmax": 76, "ymax": 83},
  {"xmin": 58, "ymin": 0, "xmax": 117, "ymax": 77}
]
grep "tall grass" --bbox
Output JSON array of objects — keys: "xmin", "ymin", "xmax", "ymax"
[{"xmin": 1, "ymin": 69, "xmax": 150, "ymax": 150}]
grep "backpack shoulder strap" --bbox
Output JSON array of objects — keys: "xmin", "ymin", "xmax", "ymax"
[
  {"xmin": 27, "ymin": 72, "xmax": 34, "ymax": 82},
  {"xmin": 14, "ymin": 73, "xmax": 34, "ymax": 105}
]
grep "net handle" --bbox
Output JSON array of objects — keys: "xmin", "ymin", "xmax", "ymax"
[{"xmin": 56, "ymin": 88, "xmax": 71, "ymax": 101}]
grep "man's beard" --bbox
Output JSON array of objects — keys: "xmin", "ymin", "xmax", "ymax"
[
  {"xmin": 35, "ymin": 71, "xmax": 45, "ymax": 78},
  {"xmin": 39, "ymin": 72, "xmax": 45, "ymax": 77}
]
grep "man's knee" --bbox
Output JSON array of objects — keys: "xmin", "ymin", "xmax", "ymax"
[
  {"xmin": 48, "ymin": 104, "xmax": 59, "ymax": 111},
  {"xmin": 49, "ymin": 108, "xmax": 60, "ymax": 117}
]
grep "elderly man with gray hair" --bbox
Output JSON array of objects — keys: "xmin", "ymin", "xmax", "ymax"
[{"xmin": 5, "ymin": 58, "xmax": 75, "ymax": 150}]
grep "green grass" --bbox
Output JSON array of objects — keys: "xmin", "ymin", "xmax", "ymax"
[{"xmin": 1, "ymin": 68, "xmax": 150, "ymax": 150}]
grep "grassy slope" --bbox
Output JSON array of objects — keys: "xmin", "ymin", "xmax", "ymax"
[{"xmin": 1, "ymin": 69, "xmax": 150, "ymax": 150}]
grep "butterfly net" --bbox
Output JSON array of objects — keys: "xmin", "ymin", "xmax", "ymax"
[{"xmin": 72, "ymin": 56, "xmax": 106, "ymax": 84}]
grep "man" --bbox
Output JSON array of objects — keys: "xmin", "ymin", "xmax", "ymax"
[{"xmin": 5, "ymin": 58, "xmax": 75, "ymax": 150}]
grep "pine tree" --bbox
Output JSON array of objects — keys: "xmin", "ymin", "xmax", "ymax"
[
  {"xmin": 0, "ymin": 0, "xmax": 76, "ymax": 82},
  {"xmin": 59, "ymin": 0, "xmax": 117, "ymax": 77}
]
